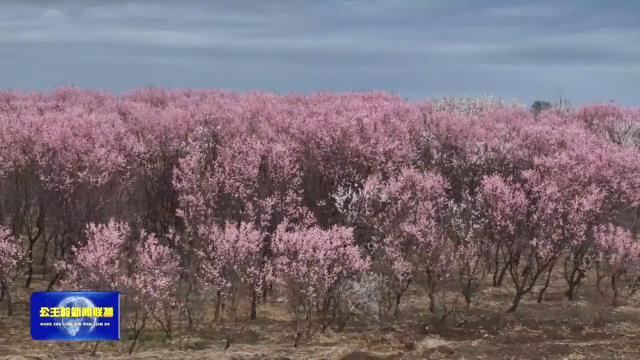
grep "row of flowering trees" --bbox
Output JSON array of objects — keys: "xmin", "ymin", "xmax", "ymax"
[{"xmin": 1, "ymin": 88, "xmax": 640, "ymax": 351}]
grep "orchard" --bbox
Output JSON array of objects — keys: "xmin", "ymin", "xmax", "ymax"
[{"xmin": 1, "ymin": 88, "xmax": 640, "ymax": 358}]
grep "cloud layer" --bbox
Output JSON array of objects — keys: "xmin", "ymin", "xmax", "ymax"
[{"xmin": 1, "ymin": 0, "xmax": 638, "ymax": 105}]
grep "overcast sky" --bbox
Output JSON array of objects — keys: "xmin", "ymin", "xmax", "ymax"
[{"xmin": 1, "ymin": 0, "xmax": 638, "ymax": 105}]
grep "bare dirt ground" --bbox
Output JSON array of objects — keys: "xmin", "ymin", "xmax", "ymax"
[{"xmin": 2, "ymin": 266, "xmax": 640, "ymax": 360}]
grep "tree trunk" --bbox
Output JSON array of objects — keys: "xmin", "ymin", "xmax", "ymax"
[
  {"xmin": 2, "ymin": 279, "xmax": 13, "ymax": 316},
  {"xmin": 565, "ymin": 274, "xmax": 583, "ymax": 301},
  {"xmin": 46, "ymin": 272, "xmax": 60, "ymax": 291},
  {"xmin": 41, "ymin": 238, "xmax": 49, "ymax": 266},
  {"xmin": 293, "ymin": 331, "xmax": 302, "ymax": 348},
  {"xmin": 564, "ymin": 267, "xmax": 584, "ymax": 301},
  {"xmin": 537, "ymin": 264, "xmax": 554, "ymax": 303},
  {"xmin": 494, "ymin": 263, "xmax": 508, "ymax": 287},
  {"xmin": 25, "ymin": 240, "xmax": 35, "ymax": 288},
  {"xmin": 463, "ymin": 284, "xmax": 472, "ymax": 306},
  {"xmin": 611, "ymin": 273, "xmax": 620, "ymax": 307},
  {"xmin": 428, "ymin": 291, "xmax": 435, "ymax": 314},
  {"xmin": 250, "ymin": 289, "xmax": 257, "ymax": 320},
  {"xmin": 213, "ymin": 291, "xmax": 222, "ymax": 322},
  {"xmin": 506, "ymin": 292, "xmax": 523, "ymax": 313},
  {"xmin": 492, "ymin": 250, "xmax": 501, "ymax": 287},
  {"xmin": 628, "ymin": 276, "xmax": 640, "ymax": 296}
]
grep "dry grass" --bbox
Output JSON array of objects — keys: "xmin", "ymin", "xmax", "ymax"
[{"xmin": 2, "ymin": 264, "xmax": 640, "ymax": 359}]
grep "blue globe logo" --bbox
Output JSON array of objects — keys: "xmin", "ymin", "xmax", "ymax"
[{"xmin": 54, "ymin": 296, "xmax": 98, "ymax": 337}]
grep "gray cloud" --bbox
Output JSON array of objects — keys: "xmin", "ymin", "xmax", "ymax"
[{"xmin": 0, "ymin": 0, "xmax": 639, "ymax": 105}]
